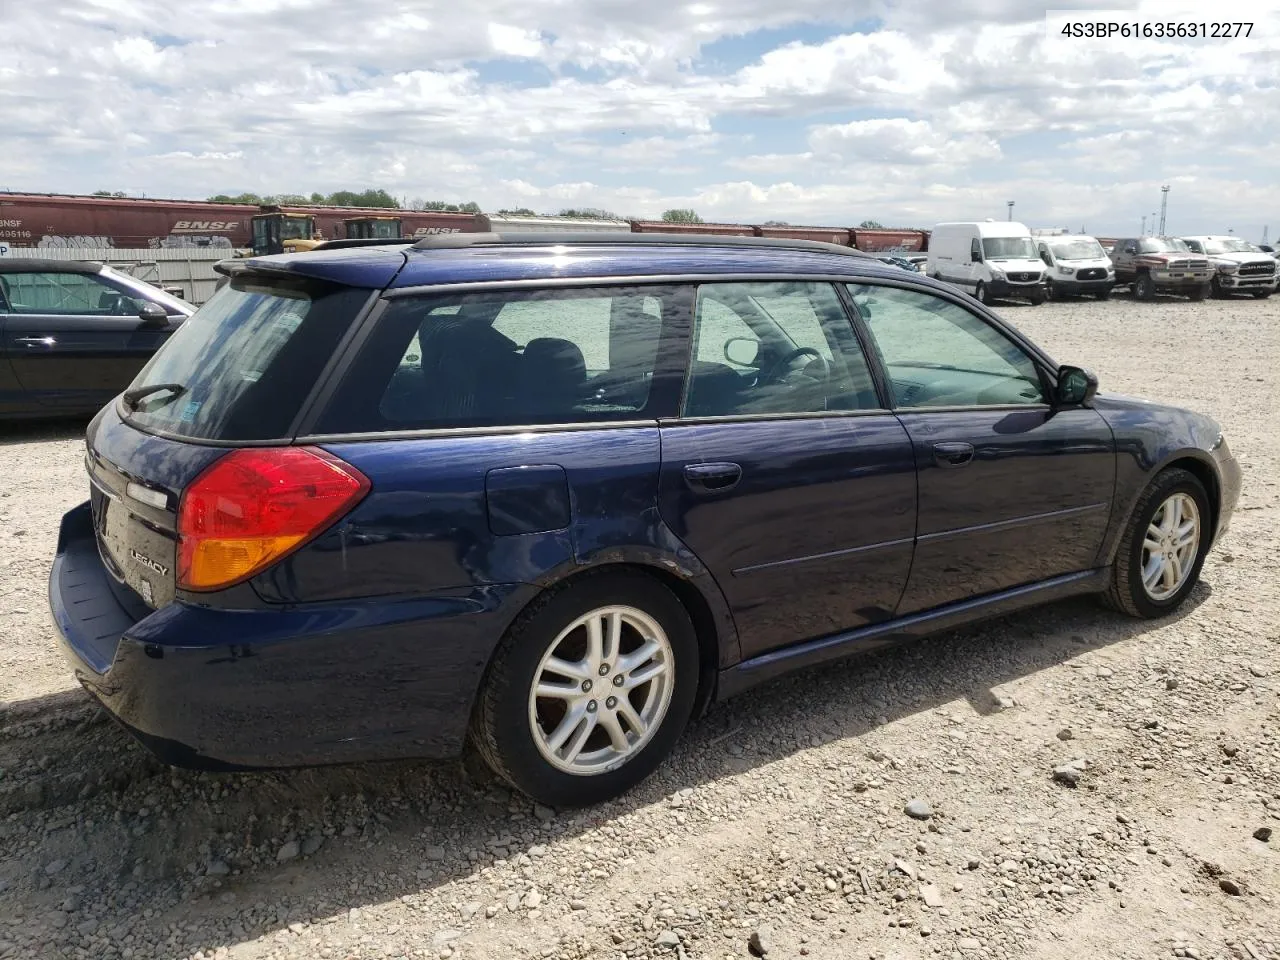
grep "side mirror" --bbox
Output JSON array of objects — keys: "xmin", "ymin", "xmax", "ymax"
[
  {"xmin": 138, "ymin": 301, "xmax": 170, "ymax": 326},
  {"xmin": 724, "ymin": 337, "xmax": 760, "ymax": 367},
  {"xmin": 1055, "ymin": 364, "xmax": 1098, "ymax": 407}
]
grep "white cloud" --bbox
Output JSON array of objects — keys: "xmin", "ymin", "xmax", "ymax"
[{"xmin": 1, "ymin": 0, "xmax": 1278, "ymax": 237}]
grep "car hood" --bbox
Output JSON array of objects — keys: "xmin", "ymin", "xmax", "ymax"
[{"xmin": 1207, "ymin": 252, "xmax": 1273, "ymax": 266}]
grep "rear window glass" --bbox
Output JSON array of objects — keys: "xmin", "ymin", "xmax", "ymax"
[
  {"xmin": 314, "ymin": 285, "xmax": 686, "ymax": 434},
  {"xmin": 122, "ymin": 275, "xmax": 368, "ymax": 441}
]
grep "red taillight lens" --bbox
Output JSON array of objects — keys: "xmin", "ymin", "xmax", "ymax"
[{"xmin": 177, "ymin": 447, "xmax": 370, "ymax": 591}]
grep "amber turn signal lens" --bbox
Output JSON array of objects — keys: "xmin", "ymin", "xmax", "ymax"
[{"xmin": 177, "ymin": 447, "xmax": 370, "ymax": 592}]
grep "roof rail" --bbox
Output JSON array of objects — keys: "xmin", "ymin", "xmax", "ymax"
[
  {"xmin": 311, "ymin": 237, "xmax": 417, "ymax": 251},
  {"xmin": 409, "ymin": 231, "xmax": 872, "ymax": 258}
]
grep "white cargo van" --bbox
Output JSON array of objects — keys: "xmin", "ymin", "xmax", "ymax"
[
  {"xmin": 1034, "ymin": 235, "xmax": 1115, "ymax": 300},
  {"xmin": 926, "ymin": 221, "xmax": 1046, "ymax": 306}
]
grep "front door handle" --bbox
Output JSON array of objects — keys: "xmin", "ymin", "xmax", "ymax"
[
  {"xmin": 16, "ymin": 336, "xmax": 56, "ymax": 347},
  {"xmin": 683, "ymin": 462, "xmax": 742, "ymax": 493},
  {"xmin": 933, "ymin": 441, "xmax": 974, "ymax": 467}
]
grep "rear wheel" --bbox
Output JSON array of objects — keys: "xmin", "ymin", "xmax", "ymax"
[
  {"xmin": 1103, "ymin": 468, "xmax": 1210, "ymax": 619},
  {"xmin": 472, "ymin": 572, "xmax": 700, "ymax": 807},
  {"xmin": 1135, "ymin": 273, "xmax": 1156, "ymax": 301}
]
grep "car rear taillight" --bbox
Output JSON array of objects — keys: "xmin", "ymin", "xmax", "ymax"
[{"xmin": 177, "ymin": 447, "xmax": 370, "ymax": 592}]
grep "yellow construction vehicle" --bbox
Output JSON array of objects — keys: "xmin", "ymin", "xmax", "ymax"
[
  {"xmin": 344, "ymin": 216, "xmax": 402, "ymax": 241},
  {"xmin": 246, "ymin": 208, "xmax": 318, "ymax": 256}
]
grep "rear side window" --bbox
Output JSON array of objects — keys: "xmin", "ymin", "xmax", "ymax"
[
  {"xmin": 314, "ymin": 285, "xmax": 687, "ymax": 434},
  {"xmin": 122, "ymin": 276, "xmax": 368, "ymax": 441}
]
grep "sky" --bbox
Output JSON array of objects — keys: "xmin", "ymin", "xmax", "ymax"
[{"xmin": 2, "ymin": 0, "xmax": 1278, "ymax": 240}]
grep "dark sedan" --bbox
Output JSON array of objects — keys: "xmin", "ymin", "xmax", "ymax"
[
  {"xmin": 0, "ymin": 259, "xmax": 191, "ymax": 419},
  {"xmin": 50, "ymin": 232, "xmax": 1240, "ymax": 807}
]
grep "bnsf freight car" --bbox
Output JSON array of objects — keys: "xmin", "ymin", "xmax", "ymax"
[
  {"xmin": 0, "ymin": 191, "xmax": 928, "ymax": 254},
  {"xmin": 0, "ymin": 193, "xmax": 479, "ymax": 251}
]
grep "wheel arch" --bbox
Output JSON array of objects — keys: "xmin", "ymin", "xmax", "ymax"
[
  {"xmin": 476, "ymin": 560, "xmax": 731, "ymax": 727},
  {"xmin": 1098, "ymin": 449, "xmax": 1223, "ymax": 566}
]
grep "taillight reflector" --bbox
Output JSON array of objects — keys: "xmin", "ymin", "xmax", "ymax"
[{"xmin": 177, "ymin": 447, "xmax": 370, "ymax": 591}]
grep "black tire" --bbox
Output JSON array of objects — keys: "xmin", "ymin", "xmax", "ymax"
[
  {"xmin": 1103, "ymin": 468, "xmax": 1211, "ymax": 619},
  {"xmin": 1044, "ymin": 280, "xmax": 1058, "ymax": 301},
  {"xmin": 1094, "ymin": 287, "xmax": 1112, "ymax": 301},
  {"xmin": 1253, "ymin": 289, "xmax": 1273, "ymax": 300},
  {"xmin": 1187, "ymin": 284, "xmax": 1207, "ymax": 302},
  {"xmin": 1029, "ymin": 292, "xmax": 1046, "ymax": 306},
  {"xmin": 1135, "ymin": 272, "xmax": 1156, "ymax": 301},
  {"xmin": 975, "ymin": 281, "xmax": 992, "ymax": 305},
  {"xmin": 471, "ymin": 571, "xmax": 700, "ymax": 807},
  {"xmin": 1208, "ymin": 277, "xmax": 1227, "ymax": 299}
]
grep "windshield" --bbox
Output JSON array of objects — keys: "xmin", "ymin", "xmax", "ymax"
[
  {"xmin": 1047, "ymin": 239, "xmax": 1105, "ymax": 261},
  {"xmin": 122, "ymin": 275, "xmax": 368, "ymax": 441},
  {"xmin": 279, "ymin": 217, "xmax": 313, "ymax": 241},
  {"xmin": 982, "ymin": 237, "xmax": 1037, "ymax": 260},
  {"xmin": 1203, "ymin": 238, "xmax": 1260, "ymax": 254},
  {"xmin": 1138, "ymin": 238, "xmax": 1190, "ymax": 254}
]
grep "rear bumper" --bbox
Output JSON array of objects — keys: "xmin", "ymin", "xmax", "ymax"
[{"xmin": 50, "ymin": 501, "xmax": 533, "ymax": 770}]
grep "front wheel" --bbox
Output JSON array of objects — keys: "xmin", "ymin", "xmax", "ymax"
[
  {"xmin": 975, "ymin": 281, "xmax": 992, "ymax": 305},
  {"xmin": 1187, "ymin": 284, "xmax": 1207, "ymax": 301},
  {"xmin": 1253, "ymin": 289, "xmax": 1273, "ymax": 300},
  {"xmin": 1094, "ymin": 287, "xmax": 1112, "ymax": 301},
  {"xmin": 1135, "ymin": 273, "xmax": 1156, "ymax": 301},
  {"xmin": 1210, "ymin": 276, "xmax": 1229, "ymax": 299},
  {"xmin": 1028, "ymin": 291, "xmax": 1046, "ymax": 306},
  {"xmin": 471, "ymin": 572, "xmax": 700, "ymax": 807},
  {"xmin": 1103, "ymin": 468, "xmax": 1210, "ymax": 619}
]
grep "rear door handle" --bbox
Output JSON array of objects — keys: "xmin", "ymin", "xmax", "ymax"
[
  {"xmin": 16, "ymin": 336, "xmax": 56, "ymax": 347},
  {"xmin": 683, "ymin": 462, "xmax": 742, "ymax": 493},
  {"xmin": 933, "ymin": 441, "xmax": 974, "ymax": 467}
]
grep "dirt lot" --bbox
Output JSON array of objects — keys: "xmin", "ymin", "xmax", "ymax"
[{"xmin": 1, "ymin": 291, "xmax": 1277, "ymax": 960}]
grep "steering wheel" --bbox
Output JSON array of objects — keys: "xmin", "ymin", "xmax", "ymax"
[{"xmin": 758, "ymin": 346, "xmax": 829, "ymax": 385}]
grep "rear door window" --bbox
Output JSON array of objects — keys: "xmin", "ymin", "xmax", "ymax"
[
  {"xmin": 313, "ymin": 285, "xmax": 689, "ymax": 434},
  {"xmin": 122, "ymin": 276, "xmax": 369, "ymax": 441}
]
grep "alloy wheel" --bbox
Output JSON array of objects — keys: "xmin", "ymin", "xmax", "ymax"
[
  {"xmin": 527, "ymin": 605, "xmax": 675, "ymax": 775},
  {"xmin": 1140, "ymin": 492, "xmax": 1201, "ymax": 601}
]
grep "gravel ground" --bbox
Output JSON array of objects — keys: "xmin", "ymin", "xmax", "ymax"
[{"xmin": 1, "ymin": 290, "xmax": 1277, "ymax": 960}]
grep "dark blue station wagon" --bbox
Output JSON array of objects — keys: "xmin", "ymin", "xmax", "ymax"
[{"xmin": 51, "ymin": 233, "xmax": 1241, "ymax": 806}]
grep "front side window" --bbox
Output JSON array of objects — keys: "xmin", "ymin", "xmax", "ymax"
[
  {"xmin": 847, "ymin": 284, "xmax": 1046, "ymax": 408},
  {"xmin": 0, "ymin": 271, "xmax": 144, "ymax": 315},
  {"xmin": 315, "ymin": 285, "xmax": 680, "ymax": 433},
  {"xmin": 683, "ymin": 281, "xmax": 879, "ymax": 418}
]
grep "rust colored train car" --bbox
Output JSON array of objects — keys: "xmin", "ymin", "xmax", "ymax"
[
  {"xmin": 0, "ymin": 193, "xmax": 259, "ymax": 249},
  {"xmin": 0, "ymin": 192, "xmax": 480, "ymax": 250},
  {"xmin": 629, "ymin": 219, "xmax": 756, "ymax": 236},
  {"xmin": 849, "ymin": 228, "xmax": 928, "ymax": 252},
  {"xmin": 753, "ymin": 225, "xmax": 853, "ymax": 245}
]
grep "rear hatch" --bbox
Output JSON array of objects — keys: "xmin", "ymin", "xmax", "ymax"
[{"xmin": 87, "ymin": 267, "xmax": 377, "ymax": 610}]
